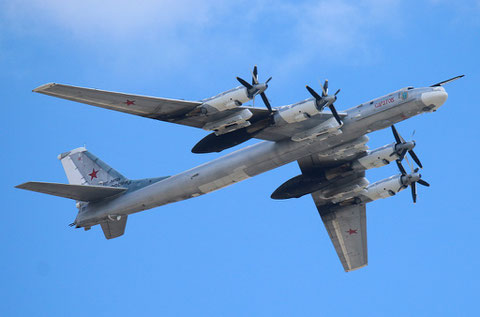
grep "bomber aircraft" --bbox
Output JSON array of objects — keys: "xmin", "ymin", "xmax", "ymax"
[{"xmin": 16, "ymin": 67, "xmax": 463, "ymax": 271}]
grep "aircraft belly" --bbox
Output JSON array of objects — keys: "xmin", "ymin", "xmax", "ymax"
[
  {"xmin": 82, "ymin": 99, "xmax": 425, "ymax": 221},
  {"xmin": 86, "ymin": 139, "xmax": 327, "ymax": 217},
  {"xmin": 347, "ymin": 101, "xmax": 421, "ymax": 133},
  {"xmin": 197, "ymin": 166, "xmax": 250, "ymax": 194}
]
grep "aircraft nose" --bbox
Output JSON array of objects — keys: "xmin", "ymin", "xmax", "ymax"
[{"xmin": 421, "ymin": 89, "xmax": 448, "ymax": 111}]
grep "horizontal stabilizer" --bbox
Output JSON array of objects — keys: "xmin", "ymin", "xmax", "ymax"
[{"xmin": 15, "ymin": 182, "xmax": 127, "ymax": 202}]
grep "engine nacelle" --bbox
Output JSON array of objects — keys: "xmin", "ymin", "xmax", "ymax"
[
  {"xmin": 319, "ymin": 178, "xmax": 369, "ymax": 203},
  {"xmin": 291, "ymin": 117, "xmax": 343, "ymax": 142},
  {"xmin": 202, "ymin": 109, "xmax": 252, "ymax": 135},
  {"xmin": 362, "ymin": 175, "xmax": 402, "ymax": 202},
  {"xmin": 275, "ymin": 100, "xmax": 321, "ymax": 124},
  {"xmin": 317, "ymin": 135, "xmax": 370, "ymax": 162},
  {"xmin": 200, "ymin": 87, "xmax": 250, "ymax": 113},
  {"xmin": 351, "ymin": 143, "xmax": 398, "ymax": 170}
]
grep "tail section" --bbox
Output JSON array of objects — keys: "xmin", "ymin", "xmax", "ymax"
[
  {"xmin": 16, "ymin": 147, "xmax": 169, "ymax": 240},
  {"xmin": 58, "ymin": 147, "xmax": 127, "ymax": 186}
]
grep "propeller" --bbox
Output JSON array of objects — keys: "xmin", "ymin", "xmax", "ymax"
[
  {"xmin": 396, "ymin": 161, "xmax": 430, "ymax": 203},
  {"xmin": 305, "ymin": 79, "xmax": 342, "ymax": 125},
  {"xmin": 390, "ymin": 125, "xmax": 423, "ymax": 168},
  {"xmin": 237, "ymin": 65, "xmax": 273, "ymax": 113}
]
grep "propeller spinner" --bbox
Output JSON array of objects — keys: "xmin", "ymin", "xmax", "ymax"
[
  {"xmin": 396, "ymin": 160, "xmax": 430, "ymax": 203},
  {"xmin": 390, "ymin": 125, "xmax": 423, "ymax": 168},
  {"xmin": 305, "ymin": 79, "xmax": 342, "ymax": 125},
  {"xmin": 237, "ymin": 65, "xmax": 273, "ymax": 113}
]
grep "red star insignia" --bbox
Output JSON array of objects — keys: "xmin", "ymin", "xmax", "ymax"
[
  {"xmin": 77, "ymin": 156, "xmax": 82, "ymax": 161},
  {"xmin": 88, "ymin": 168, "xmax": 98, "ymax": 180},
  {"xmin": 347, "ymin": 229, "xmax": 358, "ymax": 235},
  {"xmin": 124, "ymin": 99, "xmax": 135, "ymax": 106}
]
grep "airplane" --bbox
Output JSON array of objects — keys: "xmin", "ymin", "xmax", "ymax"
[{"xmin": 15, "ymin": 67, "xmax": 463, "ymax": 271}]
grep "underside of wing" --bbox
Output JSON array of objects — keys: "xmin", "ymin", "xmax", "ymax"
[
  {"xmin": 289, "ymin": 138, "xmax": 370, "ymax": 271},
  {"xmin": 318, "ymin": 204, "xmax": 368, "ymax": 272},
  {"xmin": 297, "ymin": 135, "xmax": 369, "ymax": 172},
  {"xmin": 34, "ymin": 83, "xmax": 272, "ymax": 136},
  {"xmin": 34, "ymin": 83, "xmax": 207, "ymax": 126},
  {"xmin": 255, "ymin": 111, "xmax": 348, "ymax": 142},
  {"xmin": 34, "ymin": 83, "xmax": 352, "ymax": 153}
]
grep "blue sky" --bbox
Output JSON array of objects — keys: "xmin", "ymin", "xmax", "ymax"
[{"xmin": 2, "ymin": 0, "xmax": 479, "ymax": 316}]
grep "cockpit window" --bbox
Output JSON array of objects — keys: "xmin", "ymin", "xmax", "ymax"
[{"xmin": 407, "ymin": 86, "xmax": 414, "ymax": 90}]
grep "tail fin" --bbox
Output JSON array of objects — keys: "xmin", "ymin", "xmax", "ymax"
[{"xmin": 58, "ymin": 147, "xmax": 127, "ymax": 186}]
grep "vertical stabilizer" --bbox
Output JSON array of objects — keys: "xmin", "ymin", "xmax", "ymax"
[{"xmin": 58, "ymin": 147, "xmax": 127, "ymax": 186}]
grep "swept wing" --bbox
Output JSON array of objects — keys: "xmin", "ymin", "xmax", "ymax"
[
  {"xmin": 34, "ymin": 83, "xmax": 270, "ymax": 130},
  {"xmin": 297, "ymin": 140, "xmax": 369, "ymax": 271},
  {"xmin": 33, "ymin": 83, "xmax": 346, "ymax": 142}
]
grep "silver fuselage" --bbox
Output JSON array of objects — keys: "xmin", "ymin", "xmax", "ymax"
[{"xmin": 76, "ymin": 86, "xmax": 447, "ymax": 227}]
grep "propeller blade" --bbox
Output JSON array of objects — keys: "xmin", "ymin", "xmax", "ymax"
[
  {"xmin": 237, "ymin": 77, "xmax": 253, "ymax": 90},
  {"xmin": 252, "ymin": 65, "xmax": 258, "ymax": 85},
  {"xmin": 265, "ymin": 76, "xmax": 272, "ymax": 84},
  {"xmin": 306, "ymin": 85, "xmax": 322, "ymax": 100},
  {"xmin": 417, "ymin": 179, "xmax": 430, "ymax": 187},
  {"xmin": 404, "ymin": 155, "xmax": 414, "ymax": 173},
  {"xmin": 391, "ymin": 125, "xmax": 402, "ymax": 144},
  {"xmin": 411, "ymin": 182, "xmax": 417, "ymax": 203},
  {"xmin": 408, "ymin": 149, "xmax": 423, "ymax": 168},
  {"xmin": 322, "ymin": 80, "xmax": 329, "ymax": 97},
  {"xmin": 396, "ymin": 160, "xmax": 406, "ymax": 175},
  {"xmin": 260, "ymin": 92, "xmax": 273, "ymax": 113},
  {"xmin": 329, "ymin": 104, "xmax": 342, "ymax": 125},
  {"xmin": 334, "ymin": 89, "xmax": 341, "ymax": 96}
]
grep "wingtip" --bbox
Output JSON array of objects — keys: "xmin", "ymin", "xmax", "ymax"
[
  {"xmin": 32, "ymin": 83, "xmax": 56, "ymax": 93},
  {"xmin": 15, "ymin": 182, "xmax": 30, "ymax": 189},
  {"xmin": 344, "ymin": 263, "xmax": 368, "ymax": 272}
]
